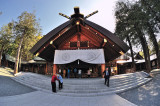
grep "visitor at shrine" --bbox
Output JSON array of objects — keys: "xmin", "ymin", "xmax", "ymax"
[
  {"xmin": 59, "ymin": 69, "xmax": 61, "ymax": 75},
  {"xmin": 57, "ymin": 74, "xmax": 63, "ymax": 90},
  {"xmin": 87, "ymin": 69, "xmax": 91, "ymax": 78},
  {"xmin": 103, "ymin": 67, "xmax": 111, "ymax": 87},
  {"xmin": 51, "ymin": 74, "xmax": 59, "ymax": 93},
  {"xmin": 78, "ymin": 69, "xmax": 82, "ymax": 78},
  {"xmin": 74, "ymin": 68, "xmax": 77, "ymax": 78}
]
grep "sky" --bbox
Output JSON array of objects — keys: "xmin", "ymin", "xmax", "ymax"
[
  {"xmin": 0, "ymin": 0, "xmax": 118, "ymax": 35},
  {"xmin": 1, "ymin": 0, "xmax": 159, "ymax": 53}
]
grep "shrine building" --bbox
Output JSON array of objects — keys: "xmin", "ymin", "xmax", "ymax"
[{"xmin": 30, "ymin": 7, "xmax": 129, "ymax": 78}]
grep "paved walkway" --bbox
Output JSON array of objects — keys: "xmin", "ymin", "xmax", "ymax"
[
  {"xmin": 0, "ymin": 67, "xmax": 138, "ymax": 106},
  {"xmin": 0, "ymin": 67, "xmax": 36, "ymax": 96},
  {"xmin": 118, "ymin": 69, "xmax": 160, "ymax": 106},
  {"xmin": 0, "ymin": 91, "xmax": 136, "ymax": 106}
]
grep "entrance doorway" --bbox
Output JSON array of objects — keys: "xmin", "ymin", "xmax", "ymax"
[{"xmin": 57, "ymin": 60, "xmax": 101, "ymax": 78}]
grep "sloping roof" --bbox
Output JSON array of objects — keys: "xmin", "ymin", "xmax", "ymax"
[
  {"xmin": 30, "ymin": 21, "xmax": 70, "ymax": 54},
  {"xmin": 117, "ymin": 54, "xmax": 157, "ymax": 64},
  {"xmin": 115, "ymin": 54, "xmax": 130, "ymax": 60},
  {"xmin": 28, "ymin": 59, "xmax": 46, "ymax": 64},
  {"xmin": 33, "ymin": 56, "xmax": 46, "ymax": 61},
  {"xmin": 30, "ymin": 7, "xmax": 129, "ymax": 62},
  {"xmin": 5, "ymin": 54, "xmax": 28, "ymax": 64},
  {"xmin": 84, "ymin": 20, "xmax": 129, "ymax": 52},
  {"xmin": 136, "ymin": 54, "xmax": 157, "ymax": 64}
]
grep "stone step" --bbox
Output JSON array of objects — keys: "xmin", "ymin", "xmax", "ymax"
[
  {"xmin": 63, "ymin": 77, "xmax": 143, "ymax": 86},
  {"xmin": 14, "ymin": 76, "xmax": 142, "ymax": 90},
  {"xmin": 62, "ymin": 78, "xmax": 145, "ymax": 90},
  {"xmin": 57, "ymin": 78, "xmax": 151, "ymax": 97},
  {"xmin": 58, "ymin": 78, "xmax": 150, "ymax": 92},
  {"xmin": 12, "ymin": 71, "xmax": 152, "ymax": 97}
]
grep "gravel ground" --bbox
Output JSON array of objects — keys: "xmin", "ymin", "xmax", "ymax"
[
  {"xmin": 0, "ymin": 67, "xmax": 36, "ymax": 97},
  {"xmin": 118, "ymin": 73, "xmax": 160, "ymax": 106}
]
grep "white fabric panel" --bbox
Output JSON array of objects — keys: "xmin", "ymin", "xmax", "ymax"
[{"xmin": 54, "ymin": 49, "xmax": 105, "ymax": 64}]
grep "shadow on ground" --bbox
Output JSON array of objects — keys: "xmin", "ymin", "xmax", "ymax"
[{"xmin": 118, "ymin": 73, "xmax": 160, "ymax": 106}]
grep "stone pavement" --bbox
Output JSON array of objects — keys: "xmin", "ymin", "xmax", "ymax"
[
  {"xmin": 0, "ymin": 90, "xmax": 136, "ymax": 106},
  {"xmin": 118, "ymin": 69, "xmax": 160, "ymax": 106},
  {"xmin": 0, "ymin": 67, "xmax": 36, "ymax": 96},
  {"xmin": 1, "ymin": 67, "xmax": 151, "ymax": 106}
]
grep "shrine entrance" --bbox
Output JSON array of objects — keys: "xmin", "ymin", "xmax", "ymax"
[
  {"xmin": 54, "ymin": 49, "xmax": 105, "ymax": 78},
  {"xmin": 57, "ymin": 60, "xmax": 101, "ymax": 78}
]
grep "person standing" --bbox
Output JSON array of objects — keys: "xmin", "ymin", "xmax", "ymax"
[
  {"xmin": 74, "ymin": 68, "xmax": 77, "ymax": 78},
  {"xmin": 59, "ymin": 69, "xmax": 61, "ymax": 75},
  {"xmin": 78, "ymin": 69, "xmax": 82, "ymax": 78},
  {"xmin": 51, "ymin": 74, "xmax": 59, "ymax": 93},
  {"xmin": 57, "ymin": 74, "xmax": 63, "ymax": 90},
  {"xmin": 67, "ymin": 68, "xmax": 70, "ymax": 78},
  {"xmin": 103, "ymin": 67, "xmax": 111, "ymax": 87},
  {"xmin": 87, "ymin": 69, "xmax": 91, "ymax": 78}
]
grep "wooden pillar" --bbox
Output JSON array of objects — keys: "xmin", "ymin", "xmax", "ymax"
[
  {"xmin": 53, "ymin": 64, "xmax": 57, "ymax": 75},
  {"xmin": 6, "ymin": 61, "xmax": 8, "ymax": 67},
  {"xmin": 101, "ymin": 64, "xmax": 105, "ymax": 78},
  {"xmin": 38, "ymin": 65, "xmax": 40, "ymax": 73},
  {"xmin": 45, "ymin": 63, "xmax": 47, "ymax": 75},
  {"xmin": 32, "ymin": 64, "xmax": 34, "ymax": 72}
]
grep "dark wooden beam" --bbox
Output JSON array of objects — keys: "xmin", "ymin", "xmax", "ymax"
[
  {"xmin": 80, "ymin": 25, "xmax": 102, "ymax": 43},
  {"xmin": 80, "ymin": 32, "xmax": 100, "ymax": 47},
  {"xmin": 101, "ymin": 39, "xmax": 107, "ymax": 47}
]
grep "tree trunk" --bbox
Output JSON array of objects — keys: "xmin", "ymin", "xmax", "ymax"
[
  {"xmin": 18, "ymin": 47, "xmax": 23, "ymax": 72},
  {"xmin": 138, "ymin": 31, "xmax": 151, "ymax": 73},
  {"xmin": 14, "ymin": 34, "xmax": 25, "ymax": 74},
  {"xmin": 147, "ymin": 23, "xmax": 160, "ymax": 69},
  {"xmin": 127, "ymin": 36, "xmax": 136, "ymax": 72},
  {"xmin": 0, "ymin": 46, "xmax": 4, "ymax": 67}
]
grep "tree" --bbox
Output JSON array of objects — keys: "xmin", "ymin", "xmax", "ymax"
[
  {"xmin": 115, "ymin": 1, "xmax": 152, "ymax": 73},
  {"xmin": 128, "ymin": 3, "xmax": 152, "ymax": 73},
  {"xmin": 14, "ymin": 11, "xmax": 41, "ymax": 74},
  {"xmin": 0, "ymin": 23, "xmax": 13, "ymax": 66},
  {"xmin": 115, "ymin": 1, "xmax": 136, "ymax": 72},
  {"xmin": 140, "ymin": 0, "xmax": 160, "ymax": 68}
]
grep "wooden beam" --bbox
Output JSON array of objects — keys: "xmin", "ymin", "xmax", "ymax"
[
  {"xmin": 80, "ymin": 24, "xmax": 103, "ymax": 41},
  {"xmin": 77, "ymin": 33, "xmax": 80, "ymax": 48},
  {"xmin": 45, "ymin": 63, "xmax": 47, "ymax": 75},
  {"xmin": 81, "ymin": 25, "xmax": 102, "ymax": 44},
  {"xmin": 50, "ymin": 43, "xmax": 57, "ymax": 49},
  {"xmin": 34, "ymin": 26, "xmax": 73, "ymax": 56},
  {"xmin": 80, "ymin": 31, "xmax": 100, "ymax": 47},
  {"xmin": 102, "ymin": 39, "xmax": 107, "ymax": 47},
  {"xmin": 58, "ymin": 33, "xmax": 77, "ymax": 49}
]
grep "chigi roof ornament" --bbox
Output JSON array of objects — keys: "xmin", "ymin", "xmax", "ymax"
[{"xmin": 59, "ymin": 7, "xmax": 98, "ymax": 20}]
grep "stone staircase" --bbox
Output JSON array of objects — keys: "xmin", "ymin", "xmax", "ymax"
[{"xmin": 12, "ymin": 71, "xmax": 152, "ymax": 97}]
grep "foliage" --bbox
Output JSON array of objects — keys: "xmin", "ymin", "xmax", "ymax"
[
  {"xmin": 8, "ymin": 11, "xmax": 42, "ymax": 61},
  {"xmin": 115, "ymin": 0, "xmax": 152, "ymax": 72},
  {"xmin": 0, "ymin": 22, "xmax": 14, "ymax": 52}
]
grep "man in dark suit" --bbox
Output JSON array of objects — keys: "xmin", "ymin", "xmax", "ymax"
[{"xmin": 103, "ymin": 67, "xmax": 111, "ymax": 87}]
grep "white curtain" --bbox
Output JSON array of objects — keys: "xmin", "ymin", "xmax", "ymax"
[{"xmin": 54, "ymin": 49, "xmax": 105, "ymax": 64}]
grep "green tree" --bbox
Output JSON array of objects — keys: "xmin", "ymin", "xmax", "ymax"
[
  {"xmin": 140, "ymin": 0, "xmax": 160, "ymax": 68},
  {"xmin": 115, "ymin": 1, "xmax": 137, "ymax": 72},
  {"xmin": 0, "ymin": 22, "xmax": 14, "ymax": 66},
  {"xmin": 14, "ymin": 11, "xmax": 41, "ymax": 74},
  {"xmin": 115, "ymin": 1, "xmax": 152, "ymax": 73}
]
